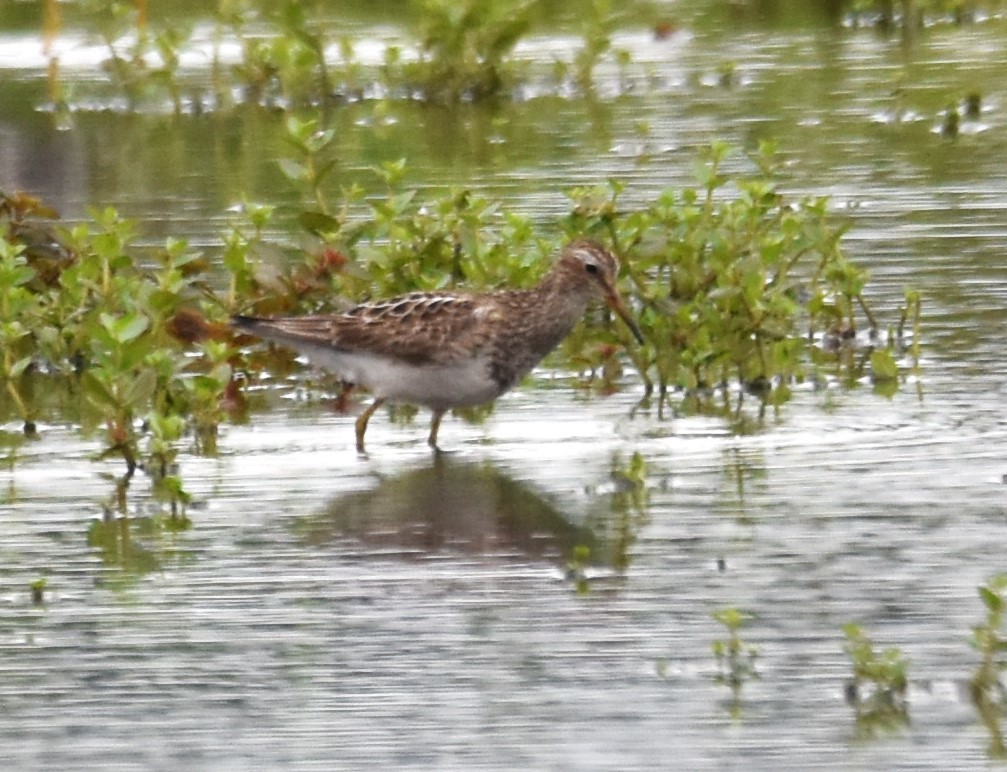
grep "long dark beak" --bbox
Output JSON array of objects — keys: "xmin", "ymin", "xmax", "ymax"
[{"xmin": 605, "ymin": 292, "xmax": 645, "ymax": 345}]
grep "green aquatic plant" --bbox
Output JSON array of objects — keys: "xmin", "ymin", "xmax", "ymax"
[
  {"xmin": 964, "ymin": 91, "xmax": 983, "ymax": 119},
  {"xmin": 3, "ymin": 140, "xmax": 916, "ymax": 476},
  {"xmin": 221, "ymin": 200, "xmax": 277, "ymax": 311},
  {"xmin": 0, "ymin": 192, "xmax": 65, "ymax": 434},
  {"xmin": 712, "ymin": 607, "xmax": 759, "ymax": 686},
  {"xmin": 82, "ymin": 308, "xmax": 153, "ymax": 476},
  {"xmin": 40, "ymin": 0, "xmax": 1006, "ymax": 117},
  {"xmin": 228, "ymin": 1, "xmax": 333, "ymax": 108},
  {"xmin": 405, "ymin": 0, "xmax": 538, "ymax": 101},
  {"xmin": 280, "ymin": 116, "xmax": 340, "ymax": 218},
  {"xmin": 76, "ymin": 0, "xmax": 195, "ymax": 113},
  {"xmin": 971, "ymin": 575, "xmax": 1007, "ymax": 700},
  {"xmin": 970, "ymin": 574, "xmax": 1007, "ymax": 758},
  {"xmin": 941, "ymin": 102, "xmax": 961, "ymax": 138},
  {"xmin": 711, "ymin": 607, "xmax": 759, "ymax": 719},
  {"xmin": 83, "ymin": 0, "xmax": 153, "ymax": 107},
  {"xmin": 845, "ymin": 0, "xmax": 1006, "ymax": 38},
  {"xmin": 565, "ymin": 544, "xmax": 592, "ymax": 595},
  {"xmin": 258, "ymin": 145, "xmax": 541, "ymax": 315},
  {"xmin": 562, "ymin": 141, "xmax": 905, "ymax": 417},
  {"xmin": 221, "ymin": 142, "xmax": 915, "ymax": 434},
  {"xmin": 0, "ymin": 238, "xmax": 38, "ymax": 433},
  {"xmin": 569, "ymin": 0, "xmax": 624, "ymax": 95},
  {"xmin": 0, "ymin": 195, "xmax": 236, "ymax": 516},
  {"xmin": 39, "ymin": 0, "xmax": 644, "ymax": 111},
  {"xmin": 842, "ymin": 623, "xmax": 910, "ymax": 735},
  {"xmin": 272, "ymin": 1, "xmax": 333, "ymax": 105},
  {"xmin": 898, "ymin": 289, "xmax": 922, "ymax": 362},
  {"xmin": 148, "ymin": 24, "xmax": 189, "ymax": 114},
  {"xmin": 30, "ymin": 577, "xmax": 48, "ymax": 606}
]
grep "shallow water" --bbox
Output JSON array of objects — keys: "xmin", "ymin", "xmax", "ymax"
[
  {"xmin": 4, "ymin": 4, "xmax": 1007, "ymax": 770},
  {"xmin": 5, "ymin": 380, "xmax": 1007, "ymax": 769}
]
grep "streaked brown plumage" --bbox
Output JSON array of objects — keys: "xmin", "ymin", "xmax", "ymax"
[{"xmin": 232, "ymin": 239, "xmax": 642, "ymax": 452}]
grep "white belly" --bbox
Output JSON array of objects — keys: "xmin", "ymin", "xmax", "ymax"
[{"xmin": 305, "ymin": 347, "xmax": 501, "ymax": 410}]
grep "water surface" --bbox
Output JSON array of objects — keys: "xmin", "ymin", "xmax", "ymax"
[{"xmin": 3, "ymin": 5, "xmax": 1007, "ymax": 769}]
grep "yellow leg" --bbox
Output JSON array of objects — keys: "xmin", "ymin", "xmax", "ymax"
[
  {"xmin": 355, "ymin": 397, "xmax": 385, "ymax": 453},
  {"xmin": 427, "ymin": 409, "xmax": 446, "ymax": 451}
]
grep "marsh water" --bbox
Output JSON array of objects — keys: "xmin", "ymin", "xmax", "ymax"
[{"xmin": 4, "ymin": 3, "xmax": 1007, "ymax": 769}]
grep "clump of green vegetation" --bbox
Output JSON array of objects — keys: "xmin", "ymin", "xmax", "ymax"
[
  {"xmin": 37, "ymin": 0, "xmax": 1007, "ymax": 115},
  {"xmin": 260, "ymin": 134, "xmax": 914, "ymax": 424},
  {"xmin": 565, "ymin": 0, "xmax": 631, "ymax": 96},
  {"xmin": 712, "ymin": 607, "xmax": 759, "ymax": 718},
  {"xmin": 41, "ymin": 0, "xmax": 648, "ymax": 113},
  {"xmin": 842, "ymin": 623, "xmax": 910, "ymax": 735},
  {"xmin": 846, "ymin": 0, "xmax": 1005, "ymax": 32},
  {"xmin": 30, "ymin": 577, "xmax": 48, "ymax": 606},
  {"xmin": 0, "ymin": 235, "xmax": 38, "ymax": 434},
  {"xmin": 0, "ymin": 190, "xmax": 233, "ymax": 522},
  {"xmin": 565, "ymin": 544, "xmax": 592, "ymax": 595},
  {"xmin": 403, "ymin": 0, "xmax": 539, "ymax": 102},
  {"xmin": 562, "ymin": 141, "xmax": 913, "ymax": 416},
  {"xmin": 970, "ymin": 574, "xmax": 1007, "ymax": 758},
  {"xmin": 74, "ymin": 0, "xmax": 192, "ymax": 113},
  {"xmin": 972, "ymin": 574, "xmax": 1007, "ymax": 699},
  {"xmin": 226, "ymin": 1, "xmax": 334, "ymax": 109},
  {"xmin": 1, "ymin": 138, "xmax": 916, "ymax": 503}
]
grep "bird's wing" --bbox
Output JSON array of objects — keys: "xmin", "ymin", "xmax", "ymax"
[{"xmin": 235, "ymin": 292, "xmax": 505, "ymax": 367}]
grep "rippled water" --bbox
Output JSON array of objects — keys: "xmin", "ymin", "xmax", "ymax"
[
  {"xmin": 4, "ymin": 6, "xmax": 1007, "ymax": 770},
  {"xmin": 6, "ymin": 380, "xmax": 1006, "ymax": 769}
]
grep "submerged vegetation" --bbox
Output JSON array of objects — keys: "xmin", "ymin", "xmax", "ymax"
[
  {"xmin": 846, "ymin": 0, "xmax": 1006, "ymax": 30},
  {"xmin": 970, "ymin": 574, "xmax": 1007, "ymax": 757},
  {"xmin": 40, "ymin": 0, "xmax": 640, "ymax": 113},
  {"xmin": 711, "ymin": 607, "xmax": 760, "ymax": 719},
  {"xmin": 34, "ymin": 0, "xmax": 1007, "ymax": 117},
  {"xmin": 842, "ymin": 623, "xmax": 910, "ymax": 735}
]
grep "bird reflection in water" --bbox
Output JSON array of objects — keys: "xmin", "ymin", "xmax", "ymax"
[{"xmin": 295, "ymin": 455, "xmax": 641, "ymax": 573}]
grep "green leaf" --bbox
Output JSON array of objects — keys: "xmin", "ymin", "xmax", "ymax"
[
  {"xmin": 313, "ymin": 159, "xmax": 338, "ymax": 186},
  {"xmin": 304, "ymin": 128, "xmax": 336, "ymax": 155},
  {"xmin": 208, "ymin": 361, "xmax": 233, "ymax": 386},
  {"xmin": 713, "ymin": 607, "xmax": 744, "ymax": 630},
  {"xmin": 81, "ymin": 370, "xmax": 119, "ymax": 409},
  {"xmin": 0, "ymin": 264, "xmax": 37, "ymax": 289},
  {"xmin": 125, "ymin": 367, "xmax": 158, "ymax": 406},
  {"xmin": 246, "ymin": 202, "xmax": 274, "ymax": 230},
  {"xmin": 284, "ymin": 115, "xmax": 314, "ymax": 147},
  {"xmin": 100, "ymin": 312, "xmax": 149, "ymax": 344},
  {"xmin": 277, "ymin": 158, "xmax": 307, "ymax": 183},
  {"xmin": 8, "ymin": 356, "xmax": 33, "ymax": 378},
  {"xmin": 870, "ymin": 349, "xmax": 899, "ymax": 382},
  {"xmin": 299, "ymin": 210, "xmax": 341, "ymax": 236},
  {"xmin": 979, "ymin": 586, "xmax": 1003, "ymax": 613},
  {"xmin": 150, "ymin": 413, "xmax": 186, "ymax": 441}
]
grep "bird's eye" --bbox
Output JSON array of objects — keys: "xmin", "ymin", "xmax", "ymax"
[{"xmin": 584, "ymin": 262, "xmax": 599, "ymax": 275}]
